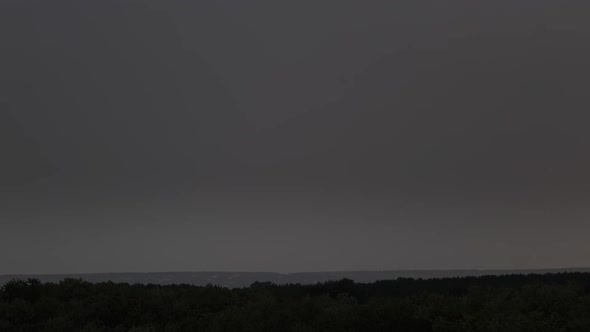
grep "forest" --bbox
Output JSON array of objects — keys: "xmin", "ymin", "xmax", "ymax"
[{"xmin": 1, "ymin": 273, "xmax": 590, "ymax": 331}]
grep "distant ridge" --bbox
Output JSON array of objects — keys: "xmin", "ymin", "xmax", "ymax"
[{"xmin": 2, "ymin": 268, "xmax": 589, "ymax": 288}]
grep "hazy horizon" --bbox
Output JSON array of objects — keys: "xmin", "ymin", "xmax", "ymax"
[
  {"xmin": 2, "ymin": 0, "xmax": 590, "ymax": 275},
  {"xmin": 4, "ymin": 267, "xmax": 590, "ymax": 276}
]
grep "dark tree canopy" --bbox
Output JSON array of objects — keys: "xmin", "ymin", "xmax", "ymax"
[{"xmin": 1, "ymin": 273, "xmax": 590, "ymax": 331}]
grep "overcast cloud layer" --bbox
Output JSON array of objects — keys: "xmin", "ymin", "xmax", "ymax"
[{"xmin": 1, "ymin": 0, "xmax": 589, "ymax": 274}]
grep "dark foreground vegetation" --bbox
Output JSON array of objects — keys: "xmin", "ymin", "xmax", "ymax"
[{"xmin": 1, "ymin": 273, "xmax": 590, "ymax": 332}]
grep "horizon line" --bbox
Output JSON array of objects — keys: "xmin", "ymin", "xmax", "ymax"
[{"xmin": 3, "ymin": 267, "xmax": 590, "ymax": 277}]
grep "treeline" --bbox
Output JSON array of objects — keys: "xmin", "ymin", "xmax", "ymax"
[{"xmin": 1, "ymin": 273, "xmax": 590, "ymax": 331}]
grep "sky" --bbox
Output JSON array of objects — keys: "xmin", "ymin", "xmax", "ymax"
[{"xmin": 1, "ymin": 0, "xmax": 589, "ymax": 274}]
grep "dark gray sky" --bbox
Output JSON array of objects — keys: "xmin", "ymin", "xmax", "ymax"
[{"xmin": 1, "ymin": 0, "xmax": 589, "ymax": 274}]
